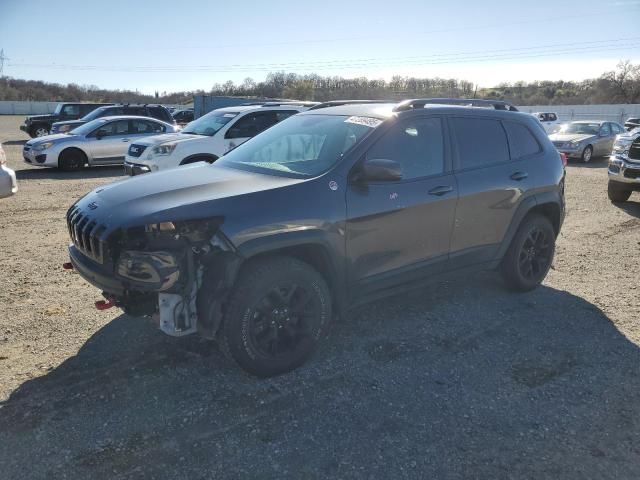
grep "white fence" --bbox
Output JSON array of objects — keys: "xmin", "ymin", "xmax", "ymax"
[
  {"xmin": 0, "ymin": 101, "xmax": 59, "ymax": 115},
  {"xmin": 518, "ymin": 104, "xmax": 640, "ymax": 124}
]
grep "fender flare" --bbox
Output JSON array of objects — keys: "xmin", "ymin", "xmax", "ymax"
[{"xmin": 179, "ymin": 153, "xmax": 218, "ymax": 165}]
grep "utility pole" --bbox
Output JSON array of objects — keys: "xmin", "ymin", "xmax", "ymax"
[{"xmin": 0, "ymin": 49, "xmax": 8, "ymax": 76}]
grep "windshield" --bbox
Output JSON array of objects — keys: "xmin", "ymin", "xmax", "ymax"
[
  {"xmin": 182, "ymin": 111, "xmax": 238, "ymax": 136},
  {"xmin": 559, "ymin": 122, "xmax": 600, "ymax": 135},
  {"xmin": 81, "ymin": 107, "xmax": 108, "ymax": 122},
  {"xmin": 70, "ymin": 118, "xmax": 108, "ymax": 136},
  {"xmin": 216, "ymin": 114, "xmax": 380, "ymax": 178}
]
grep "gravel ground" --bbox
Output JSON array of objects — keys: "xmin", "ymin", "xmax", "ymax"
[{"xmin": 0, "ymin": 114, "xmax": 639, "ymax": 479}]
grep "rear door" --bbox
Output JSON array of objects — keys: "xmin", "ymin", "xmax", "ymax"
[
  {"xmin": 448, "ymin": 116, "xmax": 541, "ymax": 268},
  {"xmin": 86, "ymin": 119, "xmax": 131, "ymax": 164},
  {"xmin": 346, "ymin": 115, "xmax": 457, "ymax": 293}
]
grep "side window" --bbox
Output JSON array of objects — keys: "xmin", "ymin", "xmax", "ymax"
[
  {"xmin": 275, "ymin": 110, "xmax": 298, "ymax": 122},
  {"xmin": 548, "ymin": 113, "xmax": 557, "ymax": 122},
  {"xmin": 611, "ymin": 123, "xmax": 623, "ymax": 134},
  {"xmin": 599, "ymin": 123, "xmax": 611, "ymax": 136},
  {"xmin": 94, "ymin": 120, "xmax": 129, "ymax": 137},
  {"xmin": 451, "ymin": 117, "xmax": 510, "ymax": 169},
  {"xmin": 102, "ymin": 107, "xmax": 123, "ymax": 117},
  {"xmin": 61, "ymin": 105, "xmax": 80, "ymax": 117},
  {"xmin": 366, "ymin": 117, "xmax": 444, "ymax": 180},
  {"xmin": 125, "ymin": 107, "xmax": 147, "ymax": 116},
  {"xmin": 131, "ymin": 119, "xmax": 164, "ymax": 134},
  {"xmin": 225, "ymin": 112, "xmax": 277, "ymax": 139},
  {"xmin": 148, "ymin": 106, "xmax": 170, "ymax": 122},
  {"xmin": 503, "ymin": 121, "xmax": 541, "ymax": 159},
  {"xmin": 80, "ymin": 105, "xmax": 97, "ymax": 116}
]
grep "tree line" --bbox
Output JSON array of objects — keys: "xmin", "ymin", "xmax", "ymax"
[{"xmin": 1, "ymin": 61, "xmax": 638, "ymax": 106}]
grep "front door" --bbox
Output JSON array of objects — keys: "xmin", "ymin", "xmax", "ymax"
[
  {"xmin": 87, "ymin": 119, "xmax": 131, "ymax": 164},
  {"xmin": 346, "ymin": 116, "xmax": 457, "ymax": 294}
]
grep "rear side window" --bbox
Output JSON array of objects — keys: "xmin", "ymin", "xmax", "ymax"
[
  {"xmin": 451, "ymin": 117, "xmax": 509, "ymax": 169},
  {"xmin": 503, "ymin": 121, "xmax": 541, "ymax": 159},
  {"xmin": 548, "ymin": 113, "xmax": 557, "ymax": 122},
  {"xmin": 131, "ymin": 119, "xmax": 165, "ymax": 133}
]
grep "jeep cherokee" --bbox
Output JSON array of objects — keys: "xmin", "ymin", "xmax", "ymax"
[{"xmin": 65, "ymin": 98, "xmax": 565, "ymax": 377}]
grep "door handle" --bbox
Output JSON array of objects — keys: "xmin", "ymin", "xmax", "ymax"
[
  {"xmin": 510, "ymin": 171, "xmax": 528, "ymax": 181},
  {"xmin": 428, "ymin": 185, "xmax": 453, "ymax": 196},
  {"xmin": 121, "ymin": 138, "xmax": 130, "ymax": 142}
]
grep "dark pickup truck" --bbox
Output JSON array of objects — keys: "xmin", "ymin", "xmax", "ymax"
[{"xmin": 20, "ymin": 102, "xmax": 113, "ymax": 138}]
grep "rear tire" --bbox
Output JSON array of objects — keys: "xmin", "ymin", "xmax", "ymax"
[
  {"xmin": 607, "ymin": 181, "xmax": 631, "ymax": 203},
  {"xmin": 501, "ymin": 214, "xmax": 555, "ymax": 292},
  {"xmin": 58, "ymin": 148, "xmax": 86, "ymax": 172},
  {"xmin": 220, "ymin": 256, "xmax": 331, "ymax": 377},
  {"xmin": 581, "ymin": 145, "xmax": 593, "ymax": 163}
]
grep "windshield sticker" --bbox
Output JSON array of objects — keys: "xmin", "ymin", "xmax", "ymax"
[
  {"xmin": 223, "ymin": 113, "xmax": 238, "ymax": 118},
  {"xmin": 344, "ymin": 116, "xmax": 382, "ymax": 128}
]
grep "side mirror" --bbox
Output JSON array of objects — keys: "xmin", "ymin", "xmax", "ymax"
[
  {"xmin": 353, "ymin": 158, "xmax": 402, "ymax": 183},
  {"xmin": 95, "ymin": 129, "xmax": 107, "ymax": 139}
]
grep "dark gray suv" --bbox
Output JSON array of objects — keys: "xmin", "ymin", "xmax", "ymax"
[{"xmin": 65, "ymin": 98, "xmax": 566, "ymax": 377}]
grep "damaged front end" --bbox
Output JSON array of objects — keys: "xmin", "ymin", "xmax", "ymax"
[{"xmin": 67, "ymin": 212, "xmax": 240, "ymax": 339}]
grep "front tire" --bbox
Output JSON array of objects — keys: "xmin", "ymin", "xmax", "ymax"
[
  {"xmin": 501, "ymin": 214, "xmax": 555, "ymax": 292},
  {"xmin": 30, "ymin": 126, "xmax": 50, "ymax": 138},
  {"xmin": 58, "ymin": 148, "xmax": 86, "ymax": 171},
  {"xmin": 581, "ymin": 145, "xmax": 593, "ymax": 163},
  {"xmin": 608, "ymin": 181, "xmax": 631, "ymax": 203},
  {"xmin": 221, "ymin": 256, "xmax": 331, "ymax": 377}
]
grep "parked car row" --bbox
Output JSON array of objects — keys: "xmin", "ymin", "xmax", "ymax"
[{"xmin": 20, "ymin": 102, "xmax": 179, "ymax": 137}]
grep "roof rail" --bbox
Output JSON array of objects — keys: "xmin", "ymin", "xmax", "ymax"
[
  {"xmin": 307, "ymin": 100, "xmax": 391, "ymax": 110},
  {"xmin": 259, "ymin": 101, "xmax": 320, "ymax": 107},
  {"xmin": 393, "ymin": 98, "xmax": 518, "ymax": 112}
]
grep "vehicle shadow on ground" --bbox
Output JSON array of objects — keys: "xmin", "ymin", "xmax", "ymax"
[
  {"xmin": 566, "ymin": 156, "xmax": 608, "ymax": 169},
  {"xmin": 613, "ymin": 199, "xmax": 640, "ymax": 219},
  {"xmin": 15, "ymin": 165, "xmax": 125, "ymax": 181},
  {"xmin": 1, "ymin": 139, "xmax": 27, "ymax": 146},
  {"xmin": 1, "ymin": 274, "xmax": 639, "ymax": 479}
]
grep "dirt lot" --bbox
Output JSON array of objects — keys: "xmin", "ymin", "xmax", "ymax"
[{"xmin": 0, "ymin": 114, "xmax": 639, "ymax": 479}]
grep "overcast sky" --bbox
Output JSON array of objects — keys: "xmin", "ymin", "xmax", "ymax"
[{"xmin": 1, "ymin": 0, "xmax": 639, "ymax": 93}]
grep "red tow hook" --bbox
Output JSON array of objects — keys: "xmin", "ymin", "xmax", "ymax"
[
  {"xmin": 62, "ymin": 262, "xmax": 74, "ymax": 270},
  {"xmin": 95, "ymin": 298, "xmax": 116, "ymax": 311}
]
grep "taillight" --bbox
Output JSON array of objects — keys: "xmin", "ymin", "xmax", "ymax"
[{"xmin": 559, "ymin": 152, "xmax": 567, "ymax": 167}]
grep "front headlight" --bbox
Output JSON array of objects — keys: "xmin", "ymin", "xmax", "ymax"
[
  {"xmin": 150, "ymin": 142, "xmax": 177, "ymax": 157},
  {"xmin": 116, "ymin": 250, "xmax": 182, "ymax": 291},
  {"xmin": 569, "ymin": 140, "xmax": 580, "ymax": 148},
  {"xmin": 58, "ymin": 125, "xmax": 72, "ymax": 133},
  {"xmin": 34, "ymin": 141, "xmax": 54, "ymax": 151}
]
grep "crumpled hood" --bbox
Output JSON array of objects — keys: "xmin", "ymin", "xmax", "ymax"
[
  {"xmin": 26, "ymin": 133, "xmax": 79, "ymax": 146},
  {"xmin": 548, "ymin": 133, "xmax": 595, "ymax": 143},
  {"xmin": 73, "ymin": 163, "xmax": 305, "ymax": 232},
  {"xmin": 132, "ymin": 132, "xmax": 200, "ymax": 147}
]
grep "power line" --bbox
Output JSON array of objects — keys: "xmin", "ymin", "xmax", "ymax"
[{"xmin": 8, "ymin": 38, "xmax": 640, "ymax": 74}]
